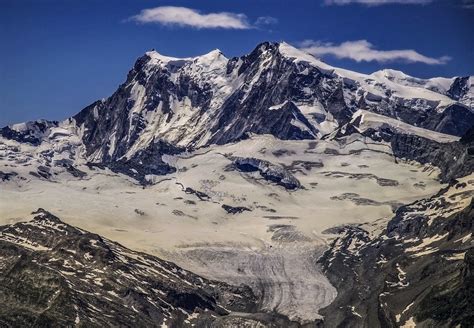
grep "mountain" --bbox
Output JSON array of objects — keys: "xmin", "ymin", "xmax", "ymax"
[
  {"xmin": 319, "ymin": 175, "xmax": 473, "ymax": 327},
  {"xmin": 2, "ymin": 42, "xmax": 473, "ymax": 183},
  {"xmin": 0, "ymin": 209, "xmax": 306, "ymax": 327},
  {"xmin": 0, "ymin": 41, "xmax": 473, "ymax": 327},
  {"xmin": 1, "ymin": 180, "xmax": 472, "ymax": 327},
  {"xmin": 372, "ymin": 69, "xmax": 474, "ymax": 107}
]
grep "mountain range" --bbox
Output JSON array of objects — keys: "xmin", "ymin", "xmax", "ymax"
[{"xmin": 0, "ymin": 41, "xmax": 473, "ymax": 327}]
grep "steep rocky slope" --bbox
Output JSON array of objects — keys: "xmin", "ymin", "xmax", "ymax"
[
  {"xmin": 318, "ymin": 175, "xmax": 473, "ymax": 328},
  {"xmin": 390, "ymin": 127, "xmax": 474, "ymax": 183},
  {"xmin": 0, "ymin": 209, "xmax": 312, "ymax": 327}
]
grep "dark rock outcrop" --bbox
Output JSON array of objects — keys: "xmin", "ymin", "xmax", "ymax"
[
  {"xmin": 0, "ymin": 120, "xmax": 58, "ymax": 146},
  {"xmin": 447, "ymin": 76, "xmax": 471, "ymax": 101},
  {"xmin": 391, "ymin": 128, "xmax": 474, "ymax": 183},
  {"xmin": 184, "ymin": 187, "xmax": 211, "ymax": 201},
  {"xmin": 233, "ymin": 157, "xmax": 301, "ymax": 190},
  {"xmin": 222, "ymin": 204, "xmax": 251, "ymax": 214},
  {"xmin": 0, "ymin": 171, "xmax": 17, "ymax": 181},
  {"xmin": 420, "ymin": 103, "xmax": 474, "ymax": 137}
]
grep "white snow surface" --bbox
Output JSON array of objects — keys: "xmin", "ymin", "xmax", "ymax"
[{"xmin": 371, "ymin": 69, "xmax": 474, "ymax": 107}]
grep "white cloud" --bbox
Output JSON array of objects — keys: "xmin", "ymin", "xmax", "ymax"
[
  {"xmin": 129, "ymin": 6, "xmax": 251, "ymax": 29},
  {"xmin": 325, "ymin": 0, "xmax": 432, "ymax": 5},
  {"xmin": 299, "ymin": 40, "xmax": 450, "ymax": 65},
  {"xmin": 255, "ymin": 16, "xmax": 279, "ymax": 26}
]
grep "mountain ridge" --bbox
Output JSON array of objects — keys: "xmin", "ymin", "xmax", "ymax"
[
  {"xmin": 2, "ymin": 41, "xmax": 473, "ymax": 184},
  {"xmin": 0, "ymin": 208, "xmax": 300, "ymax": 327}
]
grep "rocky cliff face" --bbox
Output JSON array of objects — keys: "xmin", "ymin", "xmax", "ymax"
[
  {"xmin": 390, "ymin": 126, "xmax": 474, "ymax": 183},
  {"xmin": 71, "ymin": 42, "xmax": 337, "ymax": 154},
  {"xmin": 447, "ymin": 76, "xmax": 473, "ymax": 105},
  {"xmin": 0, "ymin": 120, "xmax": 58, "ymax": 146},
  {"xmin": 232, "ymin": 156, "xmax": 301, "ymax": 190},
  {"xmin": 332, "ymin": 109, "xmax": 473, "ymax": 183}
]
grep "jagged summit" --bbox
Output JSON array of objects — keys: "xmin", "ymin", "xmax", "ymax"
[
  {"xmin": 144, "ymin": 50, "xmax": 192, "ymax": 67},
  {"xmin": 144, "ymin": 48, "xmax": 227, "ymax": 66}
]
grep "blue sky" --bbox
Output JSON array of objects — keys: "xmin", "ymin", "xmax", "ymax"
[{"xmin": 1, "ymin": 0, "xmax": 473, "ymax": 126}]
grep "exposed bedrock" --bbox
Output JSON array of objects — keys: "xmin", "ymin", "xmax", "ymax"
[
  {"xmin": 87, "ymin": 140, "xmax": 183, "ymax": 184},
  {"xmin": 390, "ymin": 127, "xmax": 474, "ymax": 183},
  {"xmin": 232, "ymin": 157, "xmax": 302, "ymax": 190},
  {"xmin": 221, "ymin": 204, "xmax": 251, "ymax": 214},
  {"xmin": 334, "ymin": 119, "xmax": 474, "ymax": 183},
  {"xmin": 0, "ymin": 120, "xmax": 58, "ymax": 146},
  {"xmin": 420, "ymin": 103, "xmax": 474, "ymax": 137},
  {"xmin": 318, "ymin": 178, "xmax": 474, "ymax": 327}
]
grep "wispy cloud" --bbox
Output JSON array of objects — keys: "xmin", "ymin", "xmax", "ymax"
[
  {"xmin": 462, "ymin": 0, "xmax": 474, "ymax": 9},
  {"xmin": 299, "ymin": 40, "xmax": 450, "ymax": 65},
  {"xmin": 325, "ymin": 0, "xmax": 432, "ymax": 5},
  {"xmin": 255, "ymin": 16, "xmax": 279, "ymax": 26},
  {"xmin": 128, "ymin": 6, "xmax": 251, "ymax": 29}
]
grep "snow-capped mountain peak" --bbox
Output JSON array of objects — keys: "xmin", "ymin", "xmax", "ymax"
[
  {"xmin": 144, "ymin": 50, "xmax": 192, "ymax": 68},
  {"xmin": 371, "ymin": 68, "xmax": 451, "ymax": 93},
  {"xmin": 278, "ymin": 41, "xmax": 326, "ymax": 64},
  {"xmin": 1, "ymin": 36, "xmax": 473, "ymax": 328},
  {"xmin": 2, "ymin": 41, "xmax": 473, "ymax": 183},
  {"xmin": 371, "ymin": 68, "xmax": 474, "ymax": 106},
  {"xmin": 200, "ymin": 48, "xmax": 225, "ymax": 59},
  {"xmin": 144, "ymin": 48, "xmax": 227, "ymax": 70},
  {"xmin": 278, "ymin": 43, "xmax": 467, "ymax": 106}
]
